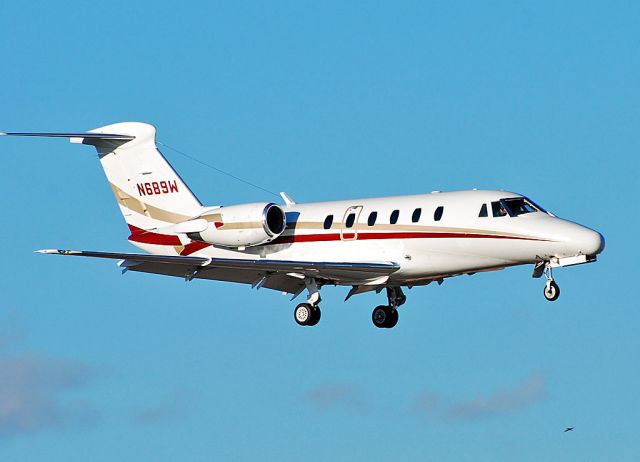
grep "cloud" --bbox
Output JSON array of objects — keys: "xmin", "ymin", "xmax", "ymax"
[
  {"xmin": 134, "ymin": 406, "xmax": 182, "ymax": 425},
  {"xmin": 0, "ymin": 353, "xmax": 99, "ymax": 437},
  {"xmin": 413, "ymin": 372, "xmax": 546, "ymax": 422},
  {"xmin": 443, "ymin": 373, "xmax": 545, "ymax": 421},
  {"xmin": 0, "ymin": 312, "xmax": 99, "ymax": 438},
  {"xmin": 304, "ymin": 384, "xmax": 367, "ymax": 412},
  {"xmin": 133, "ymin": 389, "xmax": 191, "ymax": 425},
  {"xmin": 414, "ymin": 391, "xmax": 444, "ymax": 414}
]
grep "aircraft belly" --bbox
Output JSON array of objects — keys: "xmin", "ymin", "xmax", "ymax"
[{"xmin": 396, "ymin": 237, "xmax": 539, "ymax": 278}]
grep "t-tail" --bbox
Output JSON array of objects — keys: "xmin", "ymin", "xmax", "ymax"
[{"xmin": 3, "ymin": 122, "xmax": 204, "ymax": 250}]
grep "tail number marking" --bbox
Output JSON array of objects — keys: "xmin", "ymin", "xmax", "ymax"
[{"xmin": 136, "ymin": 181, "xmax": 179, "ymax": 196}]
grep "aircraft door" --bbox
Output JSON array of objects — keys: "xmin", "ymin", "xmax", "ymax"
[{"xmin": 341, "ymin": 206, "xmax": 363, "ymax": 241}]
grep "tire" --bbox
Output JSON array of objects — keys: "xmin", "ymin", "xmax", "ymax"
[
  {"xmin": 386, "ymin": 309, "xmax": 399, "ymax": 328},
  {"xmin": 544, "ymin": 281, "xmax": 560, "ymax": 301},
  {"xmin": 294, "ymin": 303, "xmax": 313, "ymax": 326},
  {"xmin": 308, "ymin": 305, "xmax": 321, "ymax": 326},
  {"xmin": 372, "ymin": 305, "xmax": 390, "ymax": 328}
]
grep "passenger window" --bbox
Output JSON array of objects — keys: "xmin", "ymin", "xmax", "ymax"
[
  {"xmin": 412, "ymin": 208, "xmax": 422, "ymax": 223},
  {"xmin": 434, "ymin": 206, "xmax": 444, "ymax": 221},
  {"xmin": 491, "ymin": 201, "xmax": 508, "ymax": 217},
  {"xmin": 368, "ymin": 211, "xmax": 377, "ymax": 226},
  {"xmin": 323, "ymin": 215, "xmax": 333, "ymax": 229},
  {"xmin": 479, "ymin": 204, "xmax": 488, "ymax": 217},
  {"xmin": 345, "ymin": 213, "xmax": 356, "ymax": 228},
  {"xmin": 390, "ymin": 210, "xmax": 399, "ymax": 224}
]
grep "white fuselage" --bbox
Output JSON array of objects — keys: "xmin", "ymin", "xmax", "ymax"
[{"xmin": 132, "ymin": 189, "xmax": 604, "ymax": 286}]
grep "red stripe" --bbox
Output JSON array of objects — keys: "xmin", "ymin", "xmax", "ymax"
[
  {"xmin": 127, "ymin": 224, "xmax": 182, "ymax": 246},
  {"xmin": 180, "ymin": 241, "xmax": 211, "ymax": 256},
  {"xmin": 267, "ymin": 231, "xmax": 545, "ymax": 245}
]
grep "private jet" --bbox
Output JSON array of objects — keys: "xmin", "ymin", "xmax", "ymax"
[{"xmin": 2, "ymin": 122, "xmax": 605, "ymax": 328}]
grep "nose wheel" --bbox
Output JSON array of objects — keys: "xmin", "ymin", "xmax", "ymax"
[
  {"xmin": 544, "ymin": 281, "xmax": 560, "ymax": 301},
  {"xmin": 543, "ymin": 263, "xmax": 561, "ymax": 301}
]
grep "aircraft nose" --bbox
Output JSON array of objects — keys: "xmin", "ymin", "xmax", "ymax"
[{"xmin": 574, "ymin": 227, "xmax": 605, "ymax": 256}]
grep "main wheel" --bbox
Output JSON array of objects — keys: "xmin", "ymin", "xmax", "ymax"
[
  {"xmin": 372, "ymin": 305, "xmax": 393, "ymax": 328},
  {"xmin": 308, "ymin": 305, "xmax": 321, "ymax": 326},
  {"xmin": 294, "ymin": 303, "xmax": 313, "ymax": 326},
  {"xmin": 544, "ymin": 281, "xmax": 560, "ymax": 301},
  {"xmin": 386, "ymin": 308, "xmax": 399, "ymax": 328}
]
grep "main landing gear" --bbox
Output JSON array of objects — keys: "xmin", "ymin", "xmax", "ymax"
[
  {"xmin": 294, "ymin": 278, "xmax": 322, "ymax": 326},
  {"xmin": 542, "ymin": 262, "xmax": 560, "ymax": 302},
  {"xmin": 292, "ymin": 280, "xmax": 408, "ymax": 329},
  {"xmin": 372, "ymin": 287, "xmax": 406, "ymax": 329},
  {"xmin": 294, "ymin": 303, "xmax": 321, "ymax": 326}
]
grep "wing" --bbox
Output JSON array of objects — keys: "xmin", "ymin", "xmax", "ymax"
[{"xmin": 36, "ymin": 249, "xmax": 400, "ymax": 294}]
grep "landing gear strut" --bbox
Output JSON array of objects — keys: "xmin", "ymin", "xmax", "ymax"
[
  {"xmin": 372, "ymin": 287, "xmax": 405, "ymax": 329},
  {"xmin": 543, "ymin": 263, "xmax": 560, "ymax": 301},
  {"xmin": 294, "ymin": 277, "xmax": 322, "ymax": 326}
]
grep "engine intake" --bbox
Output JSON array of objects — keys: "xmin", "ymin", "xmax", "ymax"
[{"xmin": 188, "ymin": 202, "xmax": 286, "ymax": 248}]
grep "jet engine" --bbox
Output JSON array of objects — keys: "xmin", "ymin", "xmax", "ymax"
[{"xmin": 186, "ymin": 202, "xmax": 287, "ymax": 248}]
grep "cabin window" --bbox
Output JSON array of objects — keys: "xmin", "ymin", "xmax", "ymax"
[
  {"xmin": 368, "ymin": 211, "xmax": 377, "ymax": 226},
  {"xmin": 323, "ymin": 215, "xmax": 333, "ymax": 229},
  {"xmin": 434, "ymin": 206, "xmax": 444, "ymax": 221},
  {"xmin": 479, "ymin": 203, "xmax": 488, "ymax": 217},
  {"xmin": 390, "ymin": 209, "xmax": 400, "ymax": 224},
  {"xmin": 491, "ymin": 201, "xmax": 508, "ymax": 217},
  {"xmin": 412, "ymin": 208, "xmax": 422, "ymax": 223},
  {"xmin": 345, "ymin": 213, "xmax": 356, "ymax": 228}
]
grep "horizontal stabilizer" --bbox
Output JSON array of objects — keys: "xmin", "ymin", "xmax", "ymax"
[{"xmin": 1, "ymin": 132, "xmax": 135, "ymax": 141}]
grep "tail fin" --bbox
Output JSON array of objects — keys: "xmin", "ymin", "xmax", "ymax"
[
  {"xmin": 84, "ymin": 122, "xmax": 203, "ymax": 232},
  {"xmin": 5, "ymin": 122, "xmax": 203, "ymax": 233}
]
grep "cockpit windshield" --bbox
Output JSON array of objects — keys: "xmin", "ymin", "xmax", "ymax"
[{"xmin": 500, "ymin": 197, "xmax": 546, "ymax": 217}]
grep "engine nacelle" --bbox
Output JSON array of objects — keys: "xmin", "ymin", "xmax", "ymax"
[{"xmin": 187, "ymin": 202, "xmax": 286, "ymax": 248}]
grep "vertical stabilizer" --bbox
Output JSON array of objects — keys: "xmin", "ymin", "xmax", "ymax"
[{"xmin": 78, "ymin": 122, "xmax": 203, "ymax": 232}]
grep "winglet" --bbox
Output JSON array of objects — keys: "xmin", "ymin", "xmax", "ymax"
[
  {"xmin": 35, "ymin": 249, "xmax": 60, "ymax": 254},
  {"xmin": 280, "ymin": 192, "xmax": 296, "ymax": 205},
  {"xmin": 35, "ymin": 249, "xmax": 82, "ymax": 255}
]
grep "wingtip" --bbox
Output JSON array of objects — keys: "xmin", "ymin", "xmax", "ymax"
[{"xmin": 35, "ymin": 249, "xmax": 60, "ymax": 254}]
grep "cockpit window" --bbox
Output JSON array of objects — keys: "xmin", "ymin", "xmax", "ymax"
[
  {"xmin": 491, "ymin": 201, "xmax": 508, "ymax": 217},
  {"xmin": 501, "ymin": 197, "xmax": 543, "ymax": 217}
]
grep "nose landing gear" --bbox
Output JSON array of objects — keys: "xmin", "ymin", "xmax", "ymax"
[
  {"xmin": 543, "ymin": 263, "xmax": 560, "ymax": 301},
  {"xmin": 372, "ymin": 287, "xmax": 405, "ymax": 329}
]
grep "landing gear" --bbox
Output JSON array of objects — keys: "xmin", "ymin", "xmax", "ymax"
[
  {"xmin": 544, "ymin": 281, "xmax": 560, "ymax": 301},
  {"xmin": 371, "ymin": 287, "xmax": 405, "ymax": 329},
  {"xmin": 294, "ymin": 277, "xmax": 322, "ymax": 327},
  {"xmin": 543, "ymin": 263, "xmax": 560, "ymax": 302},
  {"xmin": 372, "ymin": 305, "xmax": 398, "ymax": 328},
  {"xmin": 294, "ymin": 303, "xmax": 321, "ymax": 326}
]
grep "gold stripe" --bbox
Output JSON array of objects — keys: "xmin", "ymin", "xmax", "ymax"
[
  {"xmin": 109, "ymin": 183, "xmax": 192, "ymax": 224},
  {"xmin": 216, "ymin": 221, "xmax": 264, "ymax": 230}
]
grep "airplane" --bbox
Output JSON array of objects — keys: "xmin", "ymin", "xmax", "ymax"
[{"xmin": 2, "ymin": 122, "xmax": 605, "ymax": 328}]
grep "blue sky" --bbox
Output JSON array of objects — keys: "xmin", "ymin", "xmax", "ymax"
[{"xmin": 1, "ymin": 1, "xmax": 638, "ymax": 460}]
